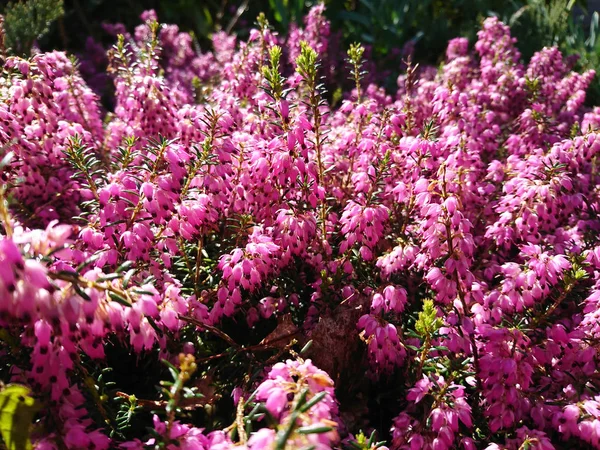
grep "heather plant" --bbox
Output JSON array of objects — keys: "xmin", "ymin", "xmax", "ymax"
[{"xmin": 3, "ymin": 5, "xmax": 600, "ymax": 450}]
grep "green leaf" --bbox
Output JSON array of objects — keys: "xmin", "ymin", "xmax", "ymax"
[
  {"xmin": 76, "ymin": 253, "xmax": 101, "ymax": 272},
  {"xmin": 298, "ymin": 391, "xmax": 327, "ymax": 413},
  {"xmin": 0, "ymin": 384, "xmax": 40, "ymax": 450},
  {"xmin": 97, "ymin": 273, "xmax": 123, "ymax": 282},
  {"xmin": 296, "ymin": 424, "xmax": 333, "ymax": 434},
  {"xmin": 300, "ymin": 340, "xmax": 313, "ymax": 354},
  {"xmin": 73, "ymin": 283, "xmax": 91, "ymax": 301},
  {"xmin": 433, "ymin": 345, "xmax": 449, "ymax": 352},
  {"xmin": 107, "ymin": 291, "xmax": 131, "ymax": 307},
  {"xmin": 122, "ymin": 269, "xmax": 136, "ymax": 289}
]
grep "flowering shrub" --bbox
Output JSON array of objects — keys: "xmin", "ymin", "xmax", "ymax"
[{"xmin": 2, "ymin": 5, "xmax": 600, "ymax": 450}]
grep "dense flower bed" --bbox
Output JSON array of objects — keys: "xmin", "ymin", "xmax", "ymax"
[{"xmin": 2, "ymin": 5, "xmax": 600, "ymax": 449}]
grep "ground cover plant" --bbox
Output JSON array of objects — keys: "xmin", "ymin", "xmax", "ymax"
[{"xmin": 2, "ymin": 4, "xmax": 600, "ymax": 450}]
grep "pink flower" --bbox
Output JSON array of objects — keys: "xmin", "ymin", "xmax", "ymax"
[{"xmin": 407, "ymin": 377, "xmax": 432, "ymax": 403}]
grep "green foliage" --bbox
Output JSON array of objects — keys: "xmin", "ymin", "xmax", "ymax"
[
  {"xmin": 347, "ymin": 42, "xmax": 366, "ymax": 102},
  {"xmin": 268, "ymin": 0, "xmax": 306, "ymax": 30},
  {"xmin": 331, "ymin": 0, "xmax": 597, "ymax": 96},
  {"xmin": 271, "ymin": 389, "xmax": 332, "ymax": 450},
  {"xmin": 296, "ymin": 41, "xmax": 320, "ymax": 83},
  {"xmin": 346, "ymin": 430, "xmax": 387, "ymax": 450},
  {"xmin": 347, "ymin": 42, "xmax": 365, "ymax": 67},
  {"xmin": 331, "ymin": 0, "xmax": 507, "ymax": 87},
  {"xmin": 157, "ymin": 0, "xmax": 214, "ymax": 38},
  {"xmin": 113, "ymin": 394, "xmax": 143, "ymax": 438},
  {"xmin": 495, "ymin": 0, "xmax": 600, "ymax": 103},
  {"xmin": 64, "ymin": 135, "xmax": 107, "ymax": 218},
  {"xmin": 263, "ymin": 45, "xmax": 285, "ymax": 100},
  {"xmin": 5, "ymin": 0, "xmax": 599, "ymax": 104},
  {"xmin": 563, "ymin": 9, "xmax": 600, "ymax": 105},
  {"xmin": 508, "ymin": 0, "xmax": 578, "ymax": 58},
  {"xmin": 415, "ymin": 299, "xmax": 443, "ymax": 338},
  {"xmin": 160, "ymin": 354, "xmax": 201, "ymax": 423},
  {"xmin": 2, "ymin": 0, "xmax": 64, "ymax": 56},
  {"xmin": 0, "ymin": 384, "xmax": 40, "ymax": 450}
]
